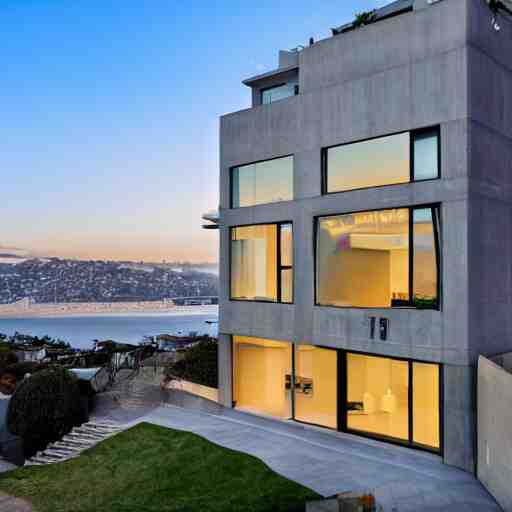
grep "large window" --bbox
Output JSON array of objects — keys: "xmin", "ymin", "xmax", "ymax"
[
  {"xmin": 231, "ymin": 223, "xmax": 293, "ymax": 303},
  {"xmin": 324, "ymin": 128, "xmax": 439, "ymax": 194},
  {"xmin": 316, "ymin": 206, "xmax": 440, "ymax": 309},
  {"xmin": 347, "ymin": 354, "xmax": 409, "ymax": 441},
  {"xmin": 233, "ymin": 336, "xmax": 292, "ymax": 419},
  {"xmin": 231, "ymin": 156, "xmax": 293, "ymax": 208},
  {"xmin": 231, "ymin": 337, "xmax": 442, "ymax": 451},
  {"xmin": 261, "ymin": 81, "xmax": 299, "ymax": 105},
  {"xmin": 346, "ymin": 353, "xmax": 441, "ymax": 451}
]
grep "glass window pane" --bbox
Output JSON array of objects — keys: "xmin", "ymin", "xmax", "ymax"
[
  {"xmin": 233, "ymin": 336, "xmax": 292, "ymax": 419},
  {"xmin": 281, "ymin": 269, "xmax": 293, "ymax": 303},
  {"xmin": 294, "ymin": 345, "xmax": 337, "ymax": 429},
  {"xmin": 316, "ymin": 209, "xmax": 409, "ymax": 308},
  {"xmin": 347, "ymin": 353, "xmax": 409, "ymax": 441},
  {"xmin": 413, "ymin": 208, "xmax": 438, "ymax": 308},
  {"xmin": 231, "ymin": 225, "xmax": 277, "ymax": 301},
  {"xmin": 232, "ymin": 156, "xmax": 293, "ymax": 208},
  {"xmin": 232, "ymin": 165, "xmax": 255, "ymax": 208},
  {"xmin": 262, "ymin": 81, "xmax": 298, "ymax": 104},
  {"xmin": 280, "ymin": 224, "xmax": 293, "ymax": 267},
  {"xmin": 413, "ymin": 362, "xmax": 440, "ymax": 449},
  {"xmin": 414, "ymin": 130, "xmax": 439, "ymax": 181},
  {"xmin": 326, "ymin": 133, "xmax": 410, "ymax": 193}
]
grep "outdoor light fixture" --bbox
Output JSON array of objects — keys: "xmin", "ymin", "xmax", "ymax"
[{"xmin": 487, "ymin": 0, "xmax": 512, "ymax": 32}]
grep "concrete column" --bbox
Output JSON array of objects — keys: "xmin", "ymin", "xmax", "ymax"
[
  {"xmin": 217, "ymin": 334, "xmax": 232, "ymax": 407},
  {"xmin": 443, "ymin": 364, "xmax": 476, "ymax": 472}
]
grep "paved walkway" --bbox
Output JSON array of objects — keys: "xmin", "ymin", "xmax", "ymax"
[
  {"xmin": 0, "ymin": 492, "xmax": 32, "ymax": 512},
  {"xmin": 91, "ymin": 379, "xmax": 499, "ymax": 512}
]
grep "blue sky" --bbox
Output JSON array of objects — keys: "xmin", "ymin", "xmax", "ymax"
[{"xmin": 2, "ymin": 0, "xmax": 383, "ymax": 263}]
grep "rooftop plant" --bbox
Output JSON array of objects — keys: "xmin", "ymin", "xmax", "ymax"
[{"xmin": 353, "ymin": 10, "xmax": 377, "ymax": 28}]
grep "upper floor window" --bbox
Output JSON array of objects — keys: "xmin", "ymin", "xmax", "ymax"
[
  {"xmin": 316, "ymin": 206, "xmax": 440, "ymax": 309},
  {"xmin": 323, "ymin": 127, "xmax": 440, "ymax": 194},
  {"xmin": 231, "ymin": 223, "xmax": 293, "ymax": 303},
  {"xmin": 261, "ymin": 81, "xmax": 299, "ymax": 105},
  {"xmin": 231, "ymin": 156, "xmax": 293, "ymax": 208}
]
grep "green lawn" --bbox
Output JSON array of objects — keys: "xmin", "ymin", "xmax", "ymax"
[{"xmin": 0, "ymin": 422, "xmax": 320, "ymax": 512}]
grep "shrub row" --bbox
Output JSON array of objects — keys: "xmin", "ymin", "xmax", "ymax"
[{"xmin": 164, "ymin": 339, "xmax": 218, "ymax": 389}]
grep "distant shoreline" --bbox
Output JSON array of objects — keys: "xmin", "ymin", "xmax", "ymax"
[{"xmin": 0, "ymin": 301, "xmax": 219, "ymax": 319}]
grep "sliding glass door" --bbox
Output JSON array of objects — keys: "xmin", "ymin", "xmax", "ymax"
[
  {"xmin": 346, "ymin": 353, "xmax": 409, "ymax": 441},
  {"xmin": 231, "ymin": 337, "xmax": 441, "ymax": 453},
  {"xmin": 344, "ymin": 351, "xmax": 441, "ymax": 452},
  {"xmin": 294, "ymin": 345, "xmax": 338, "ymax": 429}
]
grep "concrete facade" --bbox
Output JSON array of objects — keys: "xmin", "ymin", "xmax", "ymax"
[
  {"xmin": 478, "ymin": 355, "xmax": 512, "ymax": 511},
  {"xmin": 217, "ymin": 0, "xmax": 512, "ymax": 473}
]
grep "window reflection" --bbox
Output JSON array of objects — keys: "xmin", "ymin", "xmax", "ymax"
[
  {"xmin": 326, "ymin": 133, "xmax": 410, "ymax": 193},
  {"xmin": 261, "ymin": 81, "xmax": 298, "ymax": 105},
  {"xmin": 233, "ymin": 336, "xmax": 292, "ymax": 419},
  {"xmin": 294, "ymin": 345, "xmax": 337, "ymax": 429},
  {"xmin": 281, "ymin": 269, "xmax": 293, "ymax": 304},
  {"xmin": 413, "ymin": 362, "xmax": 440, "ymax": 449},
  {"xmin": 316, "ymin": 209, "xmax": 410, "ymax": 308},
  {"xmin": 231, "ymin": 223, "xmax": 293, "ymax": 303},
  {"xmin": 232, "ymin": 156, "xmax": 293, "ymax": 208},
  {"xmin": 347, "ymin": 353, "xmax": 409, "ymax": 441},
  {"xmin": 413, "ymin": 209, "xmax": 438, "ymax": 307},
  {"xmin": 231, "ymin": 225, "xmax": 277, "ymax": 301},
  {"xmin": 413, "ymin": 130, "xmax": 439, "ymax": 181},
  {"xmin": 325, "ymin": 128, "xmax": 439, "ymax": 193}
]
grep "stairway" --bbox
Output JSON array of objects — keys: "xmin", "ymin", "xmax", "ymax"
[{"xmin": 25, "ymin": 420, "xmax": 123, "ymax": 466}]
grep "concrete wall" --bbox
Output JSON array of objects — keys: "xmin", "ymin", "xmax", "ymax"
[
  {"xmin": 467, "ymin": 0, "xmax": 512, "ymax": 361},
  {"xmin": 478, "ymin": 355, "xmax": 512, "ymax": 512},
  {"xmin": 216, "ymin": 0, "xmax": 503, "ymax": 472}
]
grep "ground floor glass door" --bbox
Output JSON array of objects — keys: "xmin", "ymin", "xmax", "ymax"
[{"xmin": 231, "ymin": 336, "xmax": 441, "ymax": 453}]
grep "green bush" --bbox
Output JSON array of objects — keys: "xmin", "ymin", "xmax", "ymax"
[
  {"xmin": 0, "ymin": 346, "xmax": 18, "ymax": 369},
  {"xmin": 7, "ymin": 367, "xmax": 83, "ymax": 457},
  {"xmin": 164, "ymin": 339, "xmax": 218, "ymax": 388},
  {"xmin": 5, "ymin": 362, "xmax": 49, "ymax": 379}
]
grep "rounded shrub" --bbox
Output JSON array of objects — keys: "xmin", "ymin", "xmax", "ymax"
[{"xmin": 7, "ymin": 367, "xmax": 83, "ymax": 457}]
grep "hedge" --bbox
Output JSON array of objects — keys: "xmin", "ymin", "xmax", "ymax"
[
  {"xmin": 0, "ymin": 347, "xmax": 18, "ymax": 369},
  {"xmin": 7, "ymin": 367, "xmax": 84, "ymax": 457},
  {"xmin": 164, "ymin": 339, "xmax": 218, "ymax": 388}
]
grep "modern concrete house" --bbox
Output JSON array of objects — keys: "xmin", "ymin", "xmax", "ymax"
[{"xmin": 215, "ymin": 0, "xmax": 512, "ymax": 473}]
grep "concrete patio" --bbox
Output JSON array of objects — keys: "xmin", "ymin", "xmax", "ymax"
[
  {"xmin": 98, "ymin": 384, "xmax": 500, "ymax": 512},
  {"xmin": 87, "ymin": 375, "xmax": 500, "ymax": 511}
]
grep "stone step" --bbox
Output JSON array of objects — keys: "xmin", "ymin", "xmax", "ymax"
[
  {"xmin": 65, "ymin": 432, "xmax": 102, "ymax": 441},
  {"xmin": 71, "ymin": 430, "xmax": 106, "ymax": 439},
  {"xmin": 60, "ymin": 436, "xmax": 93, "ymax": 446},
  {"xmin": 46, "ymin": 445, "xmax": 77, "ymax": 455},
  {"xmin": 29, "ymin": 455, "xmax": 62, "ymax": 464},
  {"xmin": 40, "ymin": 450, "xmax": 74, "ymax": 460},
  {"xmin": 52, "ymin": 441, "xmax": 83, "ymax": 452},
  {"xmin": 82, "ymin": 422, "xmax": 121, "ymax": 432}
]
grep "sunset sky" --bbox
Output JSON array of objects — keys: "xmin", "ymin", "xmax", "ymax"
[{"xmin": 2, "ymin": 0, "xmax": 384, "ymax": 263}]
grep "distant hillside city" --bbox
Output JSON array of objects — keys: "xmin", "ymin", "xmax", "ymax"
[{"xmin": 0, "ymin": 258, "xmax": 219, "ymax": 304}]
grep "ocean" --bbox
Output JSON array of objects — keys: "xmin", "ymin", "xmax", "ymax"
[{"xmin": 0, "ymin": 306, "xmax": 219, "ymax": 350}]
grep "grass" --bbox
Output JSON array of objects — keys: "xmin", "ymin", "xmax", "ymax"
[{"xmin": 0, "ymin": 422, "xmax": 320, "ymax": 512}]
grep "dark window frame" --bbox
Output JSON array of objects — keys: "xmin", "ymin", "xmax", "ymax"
[
  {"xmin": 230, "ymin": 335, "xmax": 443, "ymax": 455},
  {"xmin": 230, "ymin": 154, "xmax": 294, "ymax": 209},
  {"xmin": 314, "ymin": 204, "xmax": 442, "ymax": 311},
  {"xmin": 341, "ymin": 349, "xmax": 444, "ymax": 455},
  {"xmin": 260, "ymin": 82, "xmax": 299, "ymax": 105},
  {"xmin": 321, "ymin": 126, "xmax": 441, "ymax": 195},
  {"xmin": 229, "ymin": 221, "xmax": 294, "ymax": 304}
]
